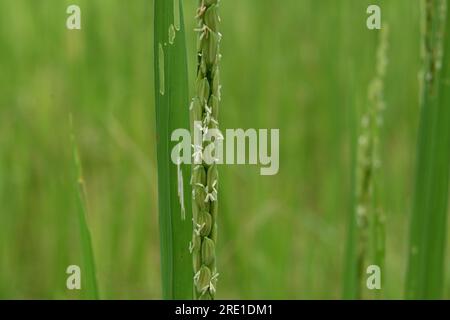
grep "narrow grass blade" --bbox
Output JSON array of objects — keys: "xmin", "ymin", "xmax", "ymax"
[
  {"xmin": 70, "ymin": 115, "xmax": 99, "ymax": 300},
  {"xmin": 406, "ymin": 0, "xmax": 450, "ymax": 299},
  {"xmin": 343, "ymin": 58, "xmax": 360, "ymax": 300},
  {"xmin": 153, "ymin": 0, "xmax": 192, "ymax": 299}
]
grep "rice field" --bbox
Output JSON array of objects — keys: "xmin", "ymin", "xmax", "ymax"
[{"xmin": 1, "ymin": 0, "xmax": 449, "ymax": 299}]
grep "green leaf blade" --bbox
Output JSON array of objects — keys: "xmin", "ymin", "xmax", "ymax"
[
  {"xmin": 406, "ymin": 0, "xmax": 450, "ymax": 299},
  {"xmin": 70, "ymin": 116, "xmax": 100, "ymax": 300},
  {"xmin": 154, "ymin": 0, "xmax": 192, "ymax": 300}
]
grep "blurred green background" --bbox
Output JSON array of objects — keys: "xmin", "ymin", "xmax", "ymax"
[{"xmin": 0, "ymin": 0, "xmax": 448, "ymax": 299}]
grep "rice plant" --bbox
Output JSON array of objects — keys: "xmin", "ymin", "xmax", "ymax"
[
  {"xmin": 5, "ymin": 0, "xmax": 450, "ymax": 300},
  {"xmin": 405, "ymin": 0, "xmax": 450, "ymax": 299},
  {"xmin": 70, "ymin": 115, "xmax": 99, "ymax": 300},
  {"xmin": 153, "ymin": 0, "xmax": 193, "ymax": 299},
  {"xmin": 190, "ymin": 0, "xmax": 222, "ymax": 300},
  {"xmin": 343, "ymin": 25, "xmax": 389, "ymax": 300}
]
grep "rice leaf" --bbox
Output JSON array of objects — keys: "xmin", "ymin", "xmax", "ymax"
[
  {"xmin": 406, "ymin": 0, "xmax": 450, "ymax": 299},
  {"xmin": 70, "ymin": 115, "xmax": 99, "ymax": 300},
  {"xmin": 153, "ymin": 0, "xmax": 193, "ymax": 299}
]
